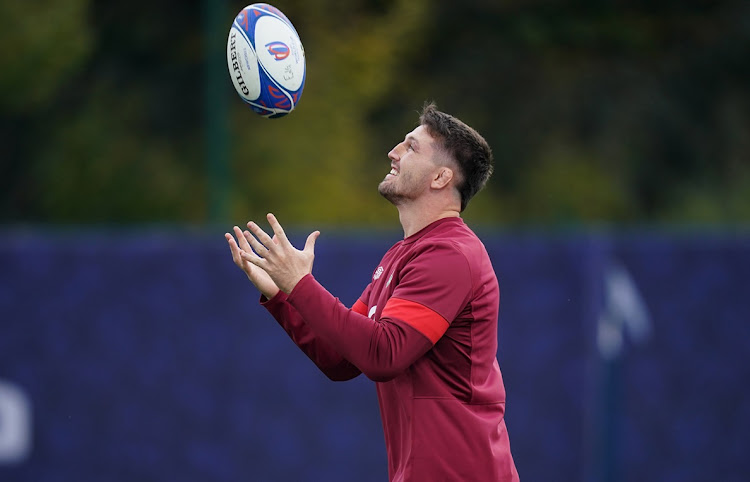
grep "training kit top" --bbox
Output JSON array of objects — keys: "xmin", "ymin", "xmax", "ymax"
[{"xmin": 262, "ymin": 216, "xmax": 519, "ymax": 481}]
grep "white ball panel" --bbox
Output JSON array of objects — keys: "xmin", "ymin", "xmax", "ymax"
[
  {"xmin": 255, "ymin": 16, "xmax": 305, "ymax": 92},
  {"xmin": 227, "ymin": 27, "xmax": 262, "ymax": 101}
]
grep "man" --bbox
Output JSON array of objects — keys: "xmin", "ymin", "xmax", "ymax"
[{"xmin": 225, "ymin": 103, "xmax": 519, "ymax": 481}]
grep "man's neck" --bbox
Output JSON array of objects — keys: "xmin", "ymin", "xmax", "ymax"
[{"xmin": 397, "ymin": 204, "xmax": 460, "ymax": 238}]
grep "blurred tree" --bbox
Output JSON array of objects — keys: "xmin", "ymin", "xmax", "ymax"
[
  {"xmin": 0, "ymin": 0, "xmax": 93, "ymax": 112},
  {"xmin": 0, "ymin": 0, "xmax": 748, "ymax": 227},
  {"xmin": 379, "ymin": 0, "xmax": 750, "ymax": 226},
  {"xmin": 0, "ymin": 0, "xmax": 94, "ymax": 220},
  {"xmin": 1, "ymin": 0, "xmax": 206, "ymax": 223}
]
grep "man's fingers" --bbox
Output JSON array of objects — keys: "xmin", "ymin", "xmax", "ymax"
[
  {"xmin": 226, "ymin": 231, "xmax": 262, "ymax": 267},
  {"xmin": 242, "ymin": 230, "xmax": 262, "ymax": 255},
  {"xmin": 247, "ymin": 221, "xmax": 275, "ymax": 251},
  {"xmin": 266, "ymin": 213, "xmax": 290, "ymax": 244},
  {"xmin": 225, "ymin": 232, "xmax": 242, "ymax": 265},
  {"xmin": 234, "ymin": 226, "xmax": 253, "ymax": 252},
  {"xmin": 304, "ymin": 230, "xmax": 320, "ymax": 254},
  {"xmin": 239, "ymin": 248, "xmax": 265, "ymax": 267},
  {"xmin": 235, "ymin": 234, "xmax": 265, "ymax": 264},
  {"xmin": 243, "ymin": 227, "xmax": 272, "ymax": 257}
]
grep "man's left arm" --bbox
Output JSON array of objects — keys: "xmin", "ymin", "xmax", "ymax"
[{"xmin": 285, "ymin": 242, "xmax": 472, "ymax": 381}]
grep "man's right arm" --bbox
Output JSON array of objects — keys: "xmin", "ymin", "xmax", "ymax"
[
  {"xmin": 262, "ymin": 291, "xmax": 363, "ymax": 381},
  {"xmin": 227, "ymin": 226, "xmax": 361, "ymax": 380}
]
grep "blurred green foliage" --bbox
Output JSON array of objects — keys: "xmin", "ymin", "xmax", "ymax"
[{"xmin": 1, "ymin": 0, "xmax": 748, "ymax": 227}]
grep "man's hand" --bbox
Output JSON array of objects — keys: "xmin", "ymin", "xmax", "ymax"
[
  {"xmin": 225, "ymin": 226, "xmax": 280, "ymax": 299},
  {"xmin": 239, "ymin": 213, "xmax": 320, "ymax": 294}
]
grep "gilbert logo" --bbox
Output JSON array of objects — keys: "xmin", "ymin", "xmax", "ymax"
[
  {"xmin": 373, "ymin": 266, "xmax": 384, "ymax": 280},
  {"xmin": 265, "ymin": 41, "xmax": 290, "ymax": 60}
]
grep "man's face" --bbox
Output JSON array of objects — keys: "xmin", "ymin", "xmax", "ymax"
[{"xmin": 378, "ymin": 125, "xmax": 441, "ymax": 206}]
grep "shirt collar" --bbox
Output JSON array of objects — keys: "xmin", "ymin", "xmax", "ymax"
[{"xmin": 403, "ymin": 216, "xmax": 463, "ymax": 245}]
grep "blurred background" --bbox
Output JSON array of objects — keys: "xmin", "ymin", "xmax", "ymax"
[{"xmin": 1, "ymin": 0, "xmax": 749, "ymax": 481}]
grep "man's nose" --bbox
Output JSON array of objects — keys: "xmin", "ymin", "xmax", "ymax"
[{"xmin": 388, "ymin": 144, "xmax": 401, "ymax": 161}]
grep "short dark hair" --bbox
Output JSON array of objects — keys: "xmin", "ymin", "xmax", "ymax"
[{"xmin": 419, "ymin": 102, "xmax": 493, "ymax": 212}]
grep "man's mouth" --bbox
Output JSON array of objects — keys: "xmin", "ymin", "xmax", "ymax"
[{"xmin": 387, "ymin": 167, "xmax": 399, "ymax": 177}]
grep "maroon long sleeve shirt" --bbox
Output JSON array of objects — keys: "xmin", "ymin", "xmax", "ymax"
[{"xmin": 262, "ymin": 217, "xmax": 519, "ymax": 481}]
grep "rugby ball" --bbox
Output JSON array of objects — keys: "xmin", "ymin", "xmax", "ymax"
[{"xmin": 227, "ymin": 4, "xmax": 305, "ymax": 118}]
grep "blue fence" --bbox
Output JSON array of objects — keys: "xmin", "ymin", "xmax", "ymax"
[{"xmin": 0, "ymin": 229, "xmax": 748, "ymax": 481}]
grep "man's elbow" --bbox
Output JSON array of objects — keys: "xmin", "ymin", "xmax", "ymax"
[
  {"xmin": 319, "ymin": 361, "xmax": 361, "ymax": 382},
  {"xmin": 325, "ymin": 371, "xmax": 360, "ymax": 382},
  {"xmin": 362, "ymin": 365, "xmax": 407, "ymax": 382}
]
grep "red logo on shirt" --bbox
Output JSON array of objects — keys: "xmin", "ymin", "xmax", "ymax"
[{"xmin": 373, "ymin": 266, "xmax": 384, "ymax": 280}]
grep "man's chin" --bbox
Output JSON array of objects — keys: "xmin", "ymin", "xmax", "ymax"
[{"xmin": 378, "ymin": 184, "xmax": 405, "ymax": 206}]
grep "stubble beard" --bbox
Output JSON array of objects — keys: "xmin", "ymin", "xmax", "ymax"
[{"xmin": 378, "ymin": 177, "xmax": 410, "ymax": 206}]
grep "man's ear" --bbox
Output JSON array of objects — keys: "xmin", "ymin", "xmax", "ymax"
[{"xmin": 432, "ymin": 167, "xmax": 454, "ymax": 189}]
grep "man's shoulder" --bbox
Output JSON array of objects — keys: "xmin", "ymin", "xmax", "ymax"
[
  {"xmin": 419, "ymin": 221, "xmax": 482, "ymax": 252},
  {"xmin": 416, "ymin": 226, "xmax": 493, "ymax": 277},
  {"xmin": 406, "ymin": 237, "xmax": 475, "ymax": 276}
]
